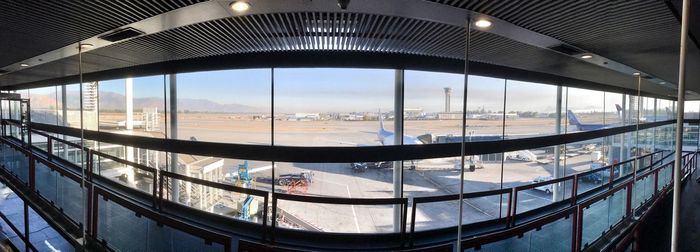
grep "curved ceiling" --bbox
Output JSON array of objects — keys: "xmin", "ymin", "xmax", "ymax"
[{"xmin": 0, "ymin": 0, "xmax": 696, "ymax": 99}]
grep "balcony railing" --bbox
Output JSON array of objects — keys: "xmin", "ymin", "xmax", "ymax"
[{"xmin": 0, "ymin": 121, "xmax": 696, "ymax": 251}]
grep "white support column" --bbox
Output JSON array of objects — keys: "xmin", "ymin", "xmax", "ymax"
[
  {"xmin": 392, "ymin": 69, "xmax": 404, "ymax": 233},
  {"xmin": 553, "ymin": 86, "xmax": 563, "ymax": 201},
  {"xmin": 125, "ymin": 78, "xmax": 134, "ymax": 130},
  {"xmin": 169, "ymin": 74, "xmax": 180, "ymax": 203},
  {"xmin": 125, "ymin": 78, "xmax": 135, "ymax": 185},
  {"xmin": 671, "ymin": 0, "xmax": 690, "ymax": 251}
]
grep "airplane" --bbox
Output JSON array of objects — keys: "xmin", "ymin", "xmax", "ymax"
[
  {"xmin": 567, "ymin": 110, "xmax": 612, "ymax": 131},
  {"xmin": 567, "ymin": 104, "xmax": 630, "ymax": 131},
  {"xmin": 377, "ymin": 111, "xmax": 424, "ymax": 145}
]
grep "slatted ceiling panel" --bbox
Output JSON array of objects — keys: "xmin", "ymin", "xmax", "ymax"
[
  {"xmin": 0, "ymin": 0, "xmax": 204, "ymax": 66},
  {"xmin": 0, "ymin": 8, "xmax": 684, "ymax": 98},
  {"xmin": 428, "ymin": 0, "xmax": 694, "ymax": 86},
  {"xmin": 90, "ymin": 12, "xmax": 467, "ymax": 64}
]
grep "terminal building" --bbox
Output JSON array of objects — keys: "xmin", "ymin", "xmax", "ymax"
[{"xmin": 1, "ymin": 0, "xmax": 700, "ymax": 251}]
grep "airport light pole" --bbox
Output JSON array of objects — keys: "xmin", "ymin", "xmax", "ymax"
[{"xmin": 671, "ymin": 0, "xmax": 689, "ymax": 251}]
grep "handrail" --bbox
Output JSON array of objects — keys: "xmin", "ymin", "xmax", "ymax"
[
  {"xmin": 461, "ymin": 206, "xmax": 578, "ymax": 252},
  {"xmin": 92, "ymin": 186, "xmax": 233, "ymax": 252},
  {"xmin": 576, "ymin": 180, "xmax": 634, "ymax": 250},
  {"xmin": 21, "ymin": 119, "xmax": 690, "ymax": 163},
  {"xmin": 271, "ymin": 192, "xmax": 409, "ymax": 244},
  {"xmin": 410, "ymin": 188, "xmax": 513, "ymax": 246}
]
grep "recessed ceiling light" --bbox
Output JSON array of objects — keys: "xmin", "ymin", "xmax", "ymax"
[
  {"xmin": 581, "ymin": 54, "xmax": 593, "ymax": 59},
  {"xmin": 474, "ymin": 19, "xmax": 492, "ymax": 28},
  {"xmin": 230, "ymin": 1, "xmax": 250, "ymax": 12},
  {"xmin": 19, "ymin": 63, "xmax": 29, "ymax": 67},
  {"xmin": 633, "ymin": 72, "xmax": 640, "ymax": 76},
  {"xmin": 79, "ymin": 43, "xmax": 94, "ymax": 50}
]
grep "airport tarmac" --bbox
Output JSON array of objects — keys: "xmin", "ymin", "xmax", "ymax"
[{"xmin": 92, "ymin": 113, "xmax": 621, "ymax": 233}]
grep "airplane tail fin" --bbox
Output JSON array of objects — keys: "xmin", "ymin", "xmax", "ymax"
[
  {"xmin": 379, "ymin": 109, "xmax": 385, "ymax": 131},
  {"xmin": 378, "ymin": 109, "xmax": 390, "ymax": 136},
  {"xmin": 567, "ymin": 110, "xmax": 582, "ymax": 128},
  {"xmin": 615, "ymin": 104, "xmax": 623, "ymax": 114}
]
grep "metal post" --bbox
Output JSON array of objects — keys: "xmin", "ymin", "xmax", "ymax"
[
  {"xmin": 169, "ymin": 74, "xmax": 179, "ymax": 203},
  {"xmin": 653, "ymin": 98, "xmax": 657, "ymax": 151},
  {"xmin": 633, "ymin": 76, "xmax": 641, "ymax": 181},
  {"xmin": 457, "ymin": 18, "xmax": 470, "ymax": 252},
  {"xmin": 61, "ymin": 85, "xmax": 67, "ymax": 127},
  {"xmin": 671, "ymin": 0, "xmax": 690, "ymax": 251},
  {"xmin": 78, "ymin": 43, "xmax": 87, "ymax": 247},
  {"xmin": 393, "ymin": 69, "xmax": 404, "ymax": 232},
  {"xmin": 622, "ymin": 95, "xmax": 628, "ymax": 161},
  {"xmin": 553, "ymin": 86, "xmax": 563, "ymax": 201}
]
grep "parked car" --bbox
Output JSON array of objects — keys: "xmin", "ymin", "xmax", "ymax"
[
  {"xmin": 276, "ymin": 171, "xmax": 314, "ymax": 186},
  {"xmin": 580, "ymin": 172, "xmax": 605, "ymax": 184},
  {"xmin": 350, "ymin": 162, "xmax": 368, "ymax": 173},
  {"xmin": 532, "ymin": 176, "xmax": 553, "ymax": 194}
]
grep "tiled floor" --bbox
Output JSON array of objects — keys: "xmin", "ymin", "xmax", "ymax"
[{"xmin": 0, "ymin": 184, "xmax": 73, "ymax": 252}]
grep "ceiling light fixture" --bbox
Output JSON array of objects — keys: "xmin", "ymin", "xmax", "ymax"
[
  {"xmin": 79, "ymin": 43, "xmax": 94, "ymax": 50},
  {"xmin": 230, "ymin": 1, "xmax": 250, "ymax": 12},
  {"xmin": 474, "ymin": 19, "xmax": 492, "ymax": 28},
  {"xmin": 19, "ymin": 63, "xmax": 29, "ymax": 67},
  {"xmin": 633, "ymin": 72, "xmax": 640, "ymax": 76},
  {"xmin": 581, "ymin": 54, "xmax": 593, "ymax": 59}
]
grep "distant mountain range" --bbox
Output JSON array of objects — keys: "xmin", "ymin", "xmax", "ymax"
[{"xmin": 31, "ymin": 91, "xmax": 262, "ymax": 113}]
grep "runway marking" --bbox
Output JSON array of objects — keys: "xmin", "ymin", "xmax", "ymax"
[
  {"xmin": 462, "ymin": 199, "xmax": 493, "ymax": 218},
  {"xmin": 521, "ymin": 191, "xmax": 553, "ymax": 202},
  {"xmin": 345, "ymin": 185, "xmax": 362, "ymax": 233},
  {"xmin": 317, "ymin": 178, "xmax": 361, "ymax": 233},
  {"xmin": 44, "ymin": 240, "xmax": 60, "ymax": 252}
]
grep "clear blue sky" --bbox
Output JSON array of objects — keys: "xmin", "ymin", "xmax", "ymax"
[{"xmin": 30, "ymin": 68, "xmax": 683, "ymax": 113}]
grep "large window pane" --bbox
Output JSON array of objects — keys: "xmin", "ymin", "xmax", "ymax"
[
  {"xmin": 132, "ymin": 75, "xmax": 166, "ymax": 138},
  {"xmin": 566, "ymin": 88, "xmax": 604, "ymax": 132},
  {"xmin": 403, "ymin": 70, "xmax": 464, "ymax": 143},
  {"xmin": 176, "ymin": 69, "xmax": 271, "ymax": 145},
  {"xmin": 274, "ymin": 68, "xmax": 394, "ymax": 146},
  {"xmin": 466, "ymin": 75, "xmax": 505, "ymax": 141},
  {"xmin": 504, "ymin": 80, "xmax": 557, "ymax": 137},
  {"xmin": 28, "ymin": 86, "xmax": 61, "ymax": 125},
  {"xmin": 98, "ymin": 79, "xmax": 126, "ymax": 133},
  {"xmin": 604, "ymin": 92, "xmax": 624, "ymax": 125},
  {"xmin": 64, "ymin": 84, "xmax": 81, "ymax": 128}
]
